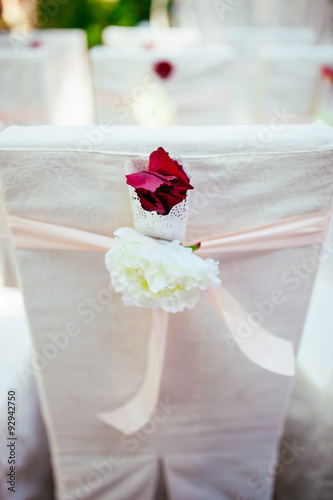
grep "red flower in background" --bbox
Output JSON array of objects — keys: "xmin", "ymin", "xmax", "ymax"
[
  {"xmin": 321, "ymin": 65, "xmax": 333, "ymax": 82},
  {"xmin": 29, "ymin": 40, "xmax": 42, "ymax": 48},
  {"xmin": 153, "ymin": 61, "xmax": 174, "ymax": 79},
  {"xmin": 126, "ymin": 147, "xmax": 193, "ymax": 215}
]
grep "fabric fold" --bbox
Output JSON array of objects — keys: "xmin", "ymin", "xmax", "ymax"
[
  {"xmin": 97, "ymin": 308, "xmax": 169, "ymax": 434},
  {"xmin": 207, "ymin": 286, "xmax": 295, "ymax": 376}
]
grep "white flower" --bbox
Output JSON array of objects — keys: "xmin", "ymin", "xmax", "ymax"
[{"xmin": 105, "ymin": 228, "xmax": 221, "ymax": 313}]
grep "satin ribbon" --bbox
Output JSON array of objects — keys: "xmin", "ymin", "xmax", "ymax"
[
  {"xmin": 0, "ymin": 105, "xmax": 49, "ymax": 124},
  {"xmin": 8, "ymin": 210, "xmax": 331, "ymax": 434}
]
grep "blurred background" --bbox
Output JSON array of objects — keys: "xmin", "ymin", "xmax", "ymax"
[
  {"xmin": 1, "ymin": 0, "xmax": 333, "ymax": 130},
  {"xmin": 0, "ymin": 0, "xmax": 153, "ymax": 46}
]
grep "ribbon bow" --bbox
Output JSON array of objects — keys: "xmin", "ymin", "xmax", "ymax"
[{"xmin": 8, "ymin": 209, "xmax": 330, "ymax": 434}]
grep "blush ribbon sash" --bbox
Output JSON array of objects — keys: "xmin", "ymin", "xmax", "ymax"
[{"xmin": 8, "ymin": 210, "xmax": 331, "ymax": 434}]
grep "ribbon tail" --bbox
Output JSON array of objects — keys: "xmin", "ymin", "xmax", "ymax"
[
  {"xmin": 207, "ymin": 287, "xmax": 295, "ymax": 376},
  {"xmin": 96, "ymin": 308, "xmax": 169, "ymax": 434}
]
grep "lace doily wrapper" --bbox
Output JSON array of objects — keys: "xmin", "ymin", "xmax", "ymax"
[{"xmin": 125, "ymin": 156, "xmax": 190, "ymax": 242}]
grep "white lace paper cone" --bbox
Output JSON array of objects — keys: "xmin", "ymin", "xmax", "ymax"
[{"xmin": 125, "ymin": 156, "xmax": 190, "ymax": 242}]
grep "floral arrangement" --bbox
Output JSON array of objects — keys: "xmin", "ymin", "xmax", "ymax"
[
  {"xmin": 321, "ymin": 65, "xmax": 333, "ymax": 84},
  {"xmin": 126, "ymin": 147, "xmax": 193, "ymax": 215},
  {"xmin": 153, "ymin": 61, "xmax": 174, "ymax": 79},
  {"xmin": 105, "ymin": 148, "xmax": 221, "ymax": 313}
]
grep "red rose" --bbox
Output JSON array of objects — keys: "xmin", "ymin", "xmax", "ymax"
[
  {"xmin": 153, "ymin": 61, "xmax": 174, "ymax": 79},
  {"xmin": 126, "ymin": 147, "xmax": 193, "ymax": 215},
  {"xmin": 29, "ymin": 40, "xmax": 42, "ymax": 48},
  {"xmin": 321, "ymin": 65, "xmax": 333, "ymax": 80}
]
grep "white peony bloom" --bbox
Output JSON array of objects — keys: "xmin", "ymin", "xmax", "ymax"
[{"xmin": 105, "ymin": 228, "xmax": 221, "ymax": 313}]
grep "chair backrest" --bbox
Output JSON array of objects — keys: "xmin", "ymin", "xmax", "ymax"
[
  {"xmin": 90, "ymin": 45, "xmax": 237, "ymax": 126},
  {"xmin": 0, "ymin": 47, "xmax": 51, "ymax": 126},
  {"xmin": 171, "ymin": 0, "xmax": 333, "ymax": 41},
  {"xmin": 0, "ymin": 122, "xmax": 333, "ymax": 500},
  {"xmin": 255, "ymin": 45, "xmax": 333, "ymax": 123},
  {"xmin": 0, "ymin": 29, "xmax": 95, "ymax": 126},
  {"xmin": 102, "ymin": 25, "xmax": 203, "ymax": 50},
  {"xmin": 224, "ymin": 26, "xmax": 316, "ymax": 53}
]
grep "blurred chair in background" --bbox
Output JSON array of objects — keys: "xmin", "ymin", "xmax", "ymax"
[
  {"xmin": 0, "ymin": 45, "xmax": 50, "ymax": 126},
  {"xmin": 221, "ymin": 26, "xmax": 317, "ymax": 124},
  {"xmin": 222, "ymin": 26, "xmax": 316, "ymax": 55},
  {"xmin": 0, "ymin": 29, "xmax": 94, "ymax": 126},
  {"xmin": 102, "ymin": 25, "xmax": 202, "ymax": 50},
  {"xmin": 171, "ymin": 0, "xmax": 333, "ymax": 43},
  {"xmin": 90, "ymin": 45, "xmax": 237, "ymax": 126},
  {"xmin": 254, "ymin": 45, "xmax": 333, "ymax": 123}
]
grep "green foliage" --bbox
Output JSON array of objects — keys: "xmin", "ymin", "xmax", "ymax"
[{"xmin": 37, "ymin": 0, "xmax": 151, "ymax": 47}]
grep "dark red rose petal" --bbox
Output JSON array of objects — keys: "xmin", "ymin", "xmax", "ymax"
[
  {"xmin": 126, "ymin": 147, "xmax": 193, "ymax": 215},
  {"xmin": 126, "ymin": 171, "xmax": 165, "ymax": 191},
  {"xmin": 173, "ymin": 159, "xmax": 189, "ymax": 182},
  {"xmin": 156, "ymin": 189, "xmax": 186, "ymax": 214},
  {"xmin": 149, "ymin": 147, "xmax": 193, "ymax": 189},
  {"xmin": 154, "ymin": 61, "xmax": 174, "ymax": 79},
  {"xmin": 135, "ymin": 188, "xmax": 166, "ymax": 214}
]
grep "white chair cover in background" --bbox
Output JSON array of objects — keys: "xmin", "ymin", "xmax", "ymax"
[
  {"xmin": 220, "ymin": 27, "xmax": 317, "ymax": 124},
  {"xmin": 255, "ymin": 45, "xmax": 333, "ymax": 123},
  {"xmin": 0, "ymin": 122, "xmax": 333, "ymax": 500},
  {"xmin": 102, "ymin": 26, "xmax": 202, "ymax": 50},
  {"xmin": 223, "ymin": 26, "xmax": 316, "ymax": 54},
  {"xmin": 90, "ymin": 45, "xmax": 236, "ymax": 126},
  {"xmin": 0, "ymin": 47, "xmax": 51, "ymax": 126},
  {"xmin": 30, "ymin": 29, "xmax": 95, "ymax": 126},
  {"xmin": 0, "ymin": 29, "xmax": 95, "ymax": 126},
  {"xmin": 171, "ymin": 0, "xmax": 333, "ymax": 41}
]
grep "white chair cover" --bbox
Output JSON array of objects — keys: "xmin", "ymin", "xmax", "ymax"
[
  {"xmin": 220, "ymin": 27, "xmax": 316, "ymax": 124},
  {"xmin": 102, "ymin": 26, "xmax": 202, "ymax": 50},
  {"xmin": 223, "ymin": 26, "xmax": 316, "ymax": 54},
  {"xmin": 0, "ymin": 122, "xmax": 333, "ymax": 500},
  {"xmin": 255, "ymin": 45, "xmax": 333, "ymax": 123},
  {"xmin": 172, "ymin": 0, "xmax": 333, "ymax": 40},
  {"xmin": 0, "ymin": 198, "xmax": 18, "ymax": 287},
  {"xmin": 0, "ymin": 29, "xmax": 95, "ymax": 126},
  {"xmin": 90, "ymin": 45, "xmax": 237, "ymax": 126},
  {"xmin": 0, "ymin": 47, "xmax": 50, "ymax": 126},
  {"xmin": 0, "ymin": 288, "xmax": 54, "ymax": 499}
]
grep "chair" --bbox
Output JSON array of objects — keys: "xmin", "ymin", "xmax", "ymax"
[
  {"xmin": 254, "ymin": 45, "xmax": 333, "ymax": 123},
  {"xmin": 171, "ymin": 0, "xmax": 333, "ymax": 41},
  {"xmin": 223, "ymin": 26, "xmax": 316, "ymax": 54},
  {"xmin": 102, "ymin": 26, "xmax": 203, "ymax": 50},
  {"xmin": 0, "ymin": 47, "xmax": 51, "ymax": 126},
  {"xmin": 90, "ymin": 45, "xmax": 237, "ymax": 126},
  {"xmin": 0, "ymin": 29, "xmax": 95, "ymax": 126},
  {"xmin": 221, "ymin": 27, "xmax": 316, "ymax": 125},
  {"xmin": 0, "ymin": 122, "xmax": 333, "ymax": 499}
]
